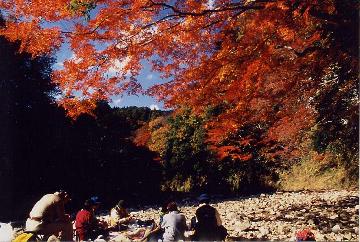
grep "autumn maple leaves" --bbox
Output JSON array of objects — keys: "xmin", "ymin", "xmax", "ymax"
[{"xmin": 0, "ymin": 0, "xmax": 357, "ymax": 161}]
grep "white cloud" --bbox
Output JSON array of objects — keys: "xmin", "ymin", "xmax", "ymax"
[
  {"xmin": 115, "ymin": 26, "xmax": 158, "ymax": 49},
  {"xmin": 112, "ymin": 97, "xmax": 123, "ymax": 106},
  {"xmin": 149, "ymin": 104, "xmax": 159, "ymax": 110},
  {"xmin": 70, "ymin": 52, "xmax": 82, "ymax": 64},
  {"xmin": 146, "ymin": 73, "xmax": 154, "ymax": 80},
  {"xmin": 147, "ymin": 25, "xmax": 158, "ymax": 35},
  {"xmin": 53, "ymin": 52, "xmax": 80, "ymax": 70},
  {"xmin": 108, "ymin": 57, "xmax": 130, "ymax": 75},
  {"xmin": 207, "ymin": 0, "xmax": 215, "ymax": 9},
  {"xmin": 54, "ymin": 62, "xmax": 64, "ymax": 69}
]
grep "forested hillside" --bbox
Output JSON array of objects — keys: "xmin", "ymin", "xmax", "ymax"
[{"xmin": 0, "ymin": 32, "xmax": 168, "ymax": 220}]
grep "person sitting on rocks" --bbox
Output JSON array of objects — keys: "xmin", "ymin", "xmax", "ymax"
[
  {"xmin": 25, "ymin": 190, "xmax": 73, "ymax": 241},
  {"xmin": 161, "ymin": 202, "xmax": 187, "ymax": 241},
  {"xmin": 146, "ymin": 201, "xmax": 169, "ymax": 241},
  {"xmin": 191, "ymin": 193, "xmax": 228, "ymax": 241},
  {"xmin": 159, "ymin": 201, "xmax": 169, "ymax": 225},
  {"xmin": 110, "ymin": 200, "xmax": 134, "ymax": 228},
  {"xmin": 75, "ymin": 198, "xmax": 107, "ymax": 241}
]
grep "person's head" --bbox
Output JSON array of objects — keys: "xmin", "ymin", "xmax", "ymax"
[
  {"xmin": 54, "ymin": 190, "xmax": 71, "ymax": 203},
  {"xmin": 197, "ymin": 194, "xmax": 210, "ymax": 204},
  {"xmin": 84, "ymin": 199, "xmax": 96, "ymax": 211},
  {"xmin": 90, "ymin": 196, "xmax": 101, "ymax": 210},
  {"xmin": 84, "ymin": 197, "xmax": 101, "ymax": 212},
  {"xmin": 116, "ymin": 200, "xmax": 126, "ymax": 209},
  {"xmin": 161, "ymin": 201, "xmax": 169, "ymax": 213},
  {"xmin": 167, "ymin": 202, "xmax": 178, "ymax": 212}
]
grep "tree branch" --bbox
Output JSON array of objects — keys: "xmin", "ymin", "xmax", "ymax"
[{"xmin": 147, "ymin": 0, "xmax": 269, "ymax": 17}]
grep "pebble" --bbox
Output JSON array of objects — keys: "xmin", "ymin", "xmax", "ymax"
[
  {"xmin": 238, "ymin": 221, "xmax": 251, "ymax": 231},
  {"xmin": 343, "ymin": 233, "xmax": 352, "ymax": 240},
  {"xmin": 100, "ymin": 190, "xmax": 359, "ymax": 241},
  {"xmin": 259, "ymin": 227, "xmax": 269, "ymax": 236},
  {"xmin": 307, "ymin": 219, "xmax": 314, "ymax": 225},
  {"xmin": 335, "ymin": 235, "xmax": 343, "ymax": 241},
  {"xmin": 315, "ymin": 233, "xmax": 325, "ymax": 241},
  {"xmin": 332, "ymin": 224, "xmax": 341, "ymax": 233}
]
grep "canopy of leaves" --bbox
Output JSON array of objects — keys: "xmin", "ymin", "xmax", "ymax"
[
  {"xmin": 0, "ymin": 1, "xmax": 357, "ymax": 152},
  {"xmin": 0, "ymin": 0, "xmax": 275, "ymax": 116},
  {"xmin": 0, "ymin": 0, "xmax": 358, "ymax": 193}
]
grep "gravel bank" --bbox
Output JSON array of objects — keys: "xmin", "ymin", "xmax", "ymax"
[{"xmin": 130, "ymin": 190, "xmax": 359, "ymax": 241}]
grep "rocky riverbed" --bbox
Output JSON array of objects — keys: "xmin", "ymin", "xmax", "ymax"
[
  {"xmin": 129, "ymin": 190, "xmax": 359, "ymax": 241},
  {"xmin": 2, "ymin": 190, "xmax": 358, "ymax": 241}
]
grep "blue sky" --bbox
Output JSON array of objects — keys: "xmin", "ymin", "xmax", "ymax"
[
  {"xmin": 51, "ymin": 0, "xmax": 217, "ymax": 111},
  {"xmin": 108, "ymin": 61, "xmax": 166, "ymax": 110},
  {"xmin": 54, "ymin": 46, "xmax": 167, "ymax": 110},
  {"xmin": 51, "ymin": 4, "xmax": 171, "ymax": 111}
]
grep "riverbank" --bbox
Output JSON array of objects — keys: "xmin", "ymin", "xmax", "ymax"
[
  {"xmin": 2, "ymin": 190, "xmax": 358, "ymax": 241},
  {"xmin": 128, "ymin": 190, "xmax": 358, "ymax": 241}
]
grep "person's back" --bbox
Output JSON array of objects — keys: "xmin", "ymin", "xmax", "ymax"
[
  {"xmin": 75, "ymin": 198, "xmax": 103, "ymax": 241},
  {"xmin": 193, "ymin": 222, "xmax": 226, "ymax": 241},
  {"xmin": 193, "ymin": 204, "xmax": 221, "ymax": 241},
  {"xmin": 196, "ymin": 204, "xmax": 217, "ymax": 226},
  {"xmin": 192, "ymin": 194, "xmax": 227, "ymax": 241},
  {"xmin": 75, "ymin": 208, "xmax": 94, "ymax": 240},
  {"xmin": 25, "ymin": 191, "xmax": 72, "ymax": 241},
  {"xmin": 29, "ymin": 194, "xmax": 62, "ymax": 223},
  {"xmin": 75, "ymin": 208, "xmax": 94, "ymax": 229},
  {"xmin": 161, "ymin": 202, "xmax": 187, "ymax": 242}
]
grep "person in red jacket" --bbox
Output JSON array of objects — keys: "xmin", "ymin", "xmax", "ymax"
[{"xmin": 75, "ymin": 198, "xmax": 102, "ymax": 241}]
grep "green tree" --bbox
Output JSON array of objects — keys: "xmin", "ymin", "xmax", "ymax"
[{"xmin": 161, "ymin": 109, "xmax": 211, "ymax": 192}]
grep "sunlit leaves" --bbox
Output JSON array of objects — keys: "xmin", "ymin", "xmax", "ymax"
[
  {"xmin": 0, "ymin": 21, "xmax": 62, "ymax": 56},
  {"xmin": 69, "ymin": 0, "xmax": 96, "ymax": 20},
  {"xmin": 0, "ymin": 0, "xmax": 357, "ymax": 160},
  {"xmin": 0, "ymin": 0, "xmax": 268, "ymax": 116}
]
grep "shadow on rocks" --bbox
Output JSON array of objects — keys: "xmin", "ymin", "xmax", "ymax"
[{"xmin": 259, "ymin": 195, "xmax": 358, "ymax": 233}]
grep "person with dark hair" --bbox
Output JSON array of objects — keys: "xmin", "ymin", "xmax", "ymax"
[
  {"xmin": 75, "ymin": 198, "xmax": 104, "ymax": 241},
  {"xmin": 25, "ymin": 191, "xmax": 73, "ymax": 240},
  {"xmin": 110, "ymin": 200, "xmax": 134, "ymax": 228},
  {"xmin": 191, "ymin": 194, "xmax": 227, "ymax": 241},
  {"xmin": 159, "ymin": 201, "xmax": 169, "ymax": 225},
  {"xmin": 160, "ymin": 202, "xmax": 187, "ymax": 241},
  {"xmin": 145, "ymin": 201, "xmax": 168, "ymax": 241}
]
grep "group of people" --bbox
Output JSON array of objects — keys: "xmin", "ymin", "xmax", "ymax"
[
  {"xmin": 23, "ymin": 190, "xmax": 228, "ymax": 241},
  {"xmin": 157, "ymin": 194, "xmax": 227, "ymax": 241}
]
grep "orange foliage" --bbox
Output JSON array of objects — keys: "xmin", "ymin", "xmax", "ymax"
[
  {"xmin": 134, "ymin": 123, "xmax": 151, "ymax": 147},
  {"xmin": 0, "ymin": 0, "xmax": 356, "ymax": 157}
]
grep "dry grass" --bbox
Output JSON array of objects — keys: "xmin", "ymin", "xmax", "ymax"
[{"xmin": 279, "ymin": 152, "xmax": 358, "ymax": 191}]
